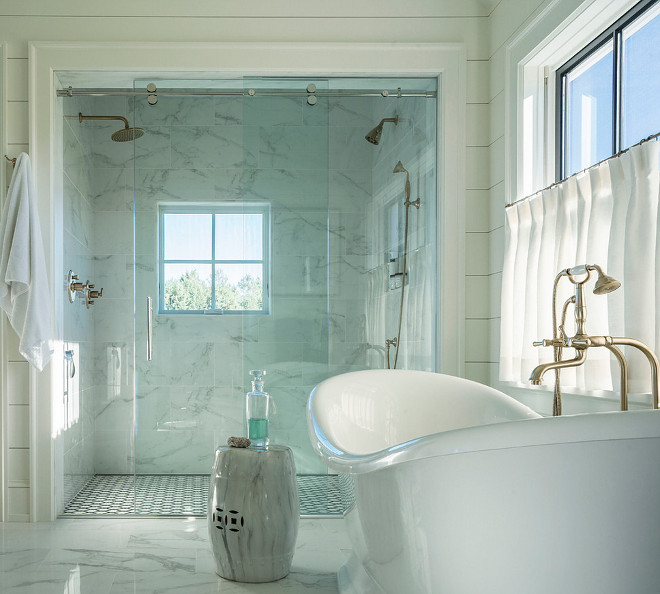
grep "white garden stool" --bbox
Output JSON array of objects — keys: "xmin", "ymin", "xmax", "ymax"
[{"xmin": 208, "ymin": 444, "xmax": 299, "ymax": 582}]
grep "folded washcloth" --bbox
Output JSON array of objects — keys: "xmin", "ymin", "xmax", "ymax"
[{"xmin": 0, "ymin": 153, "xmax": 53, "ymax": 370}]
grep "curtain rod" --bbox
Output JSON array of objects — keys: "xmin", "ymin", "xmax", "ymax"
[
  {"xmin": 506, "ymin": 131, "xmax": 660, "ymax": 209},
  {"xmin": 56, "ymin": 86, "xmax": 436, "ymax": 99}
]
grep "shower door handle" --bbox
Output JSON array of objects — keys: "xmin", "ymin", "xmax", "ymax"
[{"xmin": 146, "ymin": 296, "xmax": 153, "ymax": 361}]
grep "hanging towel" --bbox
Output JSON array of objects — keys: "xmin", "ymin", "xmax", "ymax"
[{"xmin": 0, "ymin": 153, "xmax": 53, "ymax": 370}]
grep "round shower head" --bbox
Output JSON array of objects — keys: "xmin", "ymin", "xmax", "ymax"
[
  {"xmin": 111, "ymin": 126, "xmax": 145, "ymax": 142},
  {"xmin": 593, "ymin": 272, "xmax": 621, "ymax": 295}
]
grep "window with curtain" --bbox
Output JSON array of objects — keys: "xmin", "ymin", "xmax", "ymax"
[
  {"xmin": 556, "ymin": 0, "xmax": 660, "ymax": 180},
  {"xmin": 500, "ymin": 141, "xmax": 660, "ymax": 394},
  {"xmin": 158, "ymin": 204, "xmax": 270, "ymax": 314}
]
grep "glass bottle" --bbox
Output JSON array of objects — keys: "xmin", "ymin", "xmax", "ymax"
[{"xmin": 246, "ymin": 369, "xmax": 270, "ymax": 447}]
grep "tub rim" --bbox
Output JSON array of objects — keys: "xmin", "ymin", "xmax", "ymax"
[{"xmin": 308, "ymin": 385, "xmax": 660, "ymax": 474}]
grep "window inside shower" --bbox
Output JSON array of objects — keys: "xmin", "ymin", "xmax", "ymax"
[
  {"xmin": 158, "ymin": 204, "xmax": 270, "ymax": 314},
  {"xmin": 57, "ymin": 75, "xmax": 438, "ymax": 517}
]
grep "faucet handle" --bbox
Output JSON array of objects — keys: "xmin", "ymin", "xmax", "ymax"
[{"xmin": 533, "ymin": 338, "xmax": 562, "ymax": 347}]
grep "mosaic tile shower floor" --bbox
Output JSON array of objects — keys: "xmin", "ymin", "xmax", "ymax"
[{"xmin": 62, "ymin": 474, "xmax": 344, "ymax": 517}]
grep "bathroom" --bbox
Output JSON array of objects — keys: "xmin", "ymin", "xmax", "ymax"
[{"xmin": 1, "ymin": 0, "xmax": 659, "ymax": 593}]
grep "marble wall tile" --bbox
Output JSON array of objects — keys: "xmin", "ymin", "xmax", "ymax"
[
  {"xmin": 94, "ymin": 384, "xmax": 133, "ymax": 431},
  {"xmin": 170, "ymin": 386, "xmax": 243, "ymax": 434},
  {"xmin": 329, "ymin": 169, "xmax": 372, "ymax": 213},
  {"xmin": 134, "ymin": 430, "xmax": 217, "ymax": 474},
  {"xmin": 244, "ymin": 96, "xmax": 303, "ymax": 127},
  {"xmin": 94, "ymin": 211, "xmax": 134, "ymax": 256},
  {"xmin": 170, "ymin": 125, "xmax": 247, "ymax": 169},
  {"xmin": 271, "ymin": 210, "xmax": 328, "ymax": 257},
  {"xmin": 213, "ymin": 342, "xmax": 244, "ymax": 389},
  {"xmin": 329, "ymin": 127, "xmax": 374, "ymax": 171},
  {"xmin": 92, "ymin": 342, "xmax": 133, "ymax": 390},
  {"xmin": 63, "ymin": 173, "xmax": 94, "ymax": 251},
  {"xmin": 259, "ymin": 126, "xmax": 328, "ymax": 170},
  {"xmin": 137, "ymin": 342, "xmax": 215, "ymax": 388},
  {"xmin": 258, "ymin": 297, "xmax": 327, "ymax": 344},
  {"xmin": 327, "ymin": 96, "xmax": 376, "ymax": 127},
  {"xmin": 93, "ymin": 255, "xmax": 132, "ymax": 300},
  {"xmin": 92, "ymin": 167, "xmax": 133, "ymax": 212},
  {"xmin": 241, "ymin": 342, "xmax": 304, "ymax": 388},
  {"xmin": 214, "ymin": 96, "xmax": 243, "ymax": 125},
  {"xmin": 93, "ymin": 298, "xmax": 134, "ymax": 343},
  {"xmin": 136, "ymin": 168, "xmax": 215, "ymax": 208},
  {"xmin": 91, "ymin": 123, "xmax": 135, "ymax": 168},
  {"xmin": 135, "ymin": 96, "xmax": 215, "ymax": 127},
  {"xmin": 135, "ymin": 126, "xmax": 172, "ymax": 169},
  {"xmin": 94, "ymin": 429, "xmax": 133, "ymax": 474},
  {"xmin": 271, "ymin": 255, "xmax": 327, "ymax": 297},
  {"xmin": 216, "ymin": 168, "xmax": 329, "ymax": 207}
]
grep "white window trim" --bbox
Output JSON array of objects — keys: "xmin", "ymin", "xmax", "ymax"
[{"xmin": 505, "ymin": 0, "xmax": 642, "ymax": 204}]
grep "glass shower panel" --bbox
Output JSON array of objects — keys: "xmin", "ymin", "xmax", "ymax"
[
  {"xmin": 132, "ymin": 78, "xmax": 331, "ymax": 514},
  {"xmin": 240, "ymin": 77, "xmax": 330, "ymax": 476}
]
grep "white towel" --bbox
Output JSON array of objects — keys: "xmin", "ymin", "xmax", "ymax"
[{"xmin": 0, "ymin": 153, "xmax": 53, "ymax": 370}]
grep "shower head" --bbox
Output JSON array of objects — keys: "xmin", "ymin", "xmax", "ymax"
[
  {"xmin": 393, "ymin": 161, "xmax": 408, "ymax": 175},
  {"xmin": 78, "ymin": 112, "xmax": 144, "ymax": 142},
  {"xmin": 111, "ymin": 126, "xmax": 144, "ymax": 142},
  {"xmin": 365, "ymin": 116, "xmax": 399, "ymax": 145},
  {"xmin": 393, "ymin": 160, "xmax": 411, "ymax": 203},
  {"xmin": 593, "ymin": 271, "xmax": 621, "ymax": 295},
  {"xmin": 566, "ymin": 264, "xmax": 621, "ymax": 295}
]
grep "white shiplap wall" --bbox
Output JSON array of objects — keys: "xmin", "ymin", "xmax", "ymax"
[
  {"xmin": 1, "ymin": 0, "xmax": 491, "ymax": 521},
  {"xmin": 487, "ymin": 0, "xmax": 548, "ymax": 386}
]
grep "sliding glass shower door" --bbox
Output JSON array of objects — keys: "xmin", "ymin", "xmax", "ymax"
[{"xmin": 132, "ymin": 78, "xmax": 330, "ymax": 513}]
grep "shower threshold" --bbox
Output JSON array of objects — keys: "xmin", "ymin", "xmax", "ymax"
[{"xmin": 61, "ymin": 474, "xmax": 344, "ymax": 518}]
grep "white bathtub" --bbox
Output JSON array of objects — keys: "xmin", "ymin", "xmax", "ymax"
[{"xmin": 307, "ymin": 369, "xmax": 660, "ymax": 594}]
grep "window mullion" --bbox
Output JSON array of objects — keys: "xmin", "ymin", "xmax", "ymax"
[
  {"xmin": 613, "ymin": 27, "xmax": 623, "ymax": 155},
  {"xmin": 211, "ymin": 213, "xmax": 216, "ymax": 310}
]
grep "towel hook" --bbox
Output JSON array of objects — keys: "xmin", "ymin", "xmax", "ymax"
[{"xmin": 4, "ymin": 155, "xmax": 16, "ymax": 168}]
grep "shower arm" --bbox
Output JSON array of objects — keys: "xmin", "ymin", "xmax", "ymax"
[{"xmin": 77, "ymin": 113, "xmax": 130, "ymax": 129}]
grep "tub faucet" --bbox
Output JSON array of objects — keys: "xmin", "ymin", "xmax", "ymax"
[{"xmin": 530, "ymin": 264, "xmax": 660, "ymax": 413}]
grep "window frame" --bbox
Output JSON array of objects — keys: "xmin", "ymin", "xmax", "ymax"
[
  {"xmin": 555, "ymin": 0, "xmax": 659, "ymax": 181},
  {"xmin": 158, "ymin": 203, "xmax": 270, "ymax": 315}
]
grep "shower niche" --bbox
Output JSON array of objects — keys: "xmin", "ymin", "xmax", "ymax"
[{"xmin": 56, "ymin": 76, "xmax": 438, "ymax": 516}]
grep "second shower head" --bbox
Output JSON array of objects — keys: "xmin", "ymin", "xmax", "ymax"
[
  {"xmin": 365, "ymin": 116, "xmax": 399, "ymax": 145},
  {"xmin": 78, "ymin": 113, "xmax": 144, "ymax": 142}
]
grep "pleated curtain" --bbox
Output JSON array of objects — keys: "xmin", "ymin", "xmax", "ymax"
[{"xmin": 500, "ymin": 141, "xmax": 660, "ymax": 393}]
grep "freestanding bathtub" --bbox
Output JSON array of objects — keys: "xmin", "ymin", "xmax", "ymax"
[{"xmin": 307, "ymin": 369, "xmax": 660, "ymax": 594}]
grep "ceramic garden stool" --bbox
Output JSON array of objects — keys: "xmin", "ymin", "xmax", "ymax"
[{"xmin": 208, "ymin": 444, "xmax": 299, "ymax": 582}]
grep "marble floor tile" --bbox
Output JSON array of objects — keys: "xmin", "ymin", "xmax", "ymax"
[{"xmin": 0, "ymin": 518, "xmax": 346, "ymax": 593}]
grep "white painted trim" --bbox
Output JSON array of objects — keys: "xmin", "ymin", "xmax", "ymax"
[
  {"xmin": 0, "ymin": 40, "xmax": 6, "ymax": 523},
  {"xmin": 505, "ymin": 0, "xmax": 639, "ymax": 203},
  {"xmin": 30, "ymin": 41, "xmax": 466, "ymax": 519}
]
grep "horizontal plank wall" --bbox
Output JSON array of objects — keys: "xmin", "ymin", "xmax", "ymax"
[
  {"xmin": 487, "ymin": 0, "xmax": 548, "ymax": 388},
  {"xmin": 1, "ymin": 0, "xmax": 488, "ymax": 520}
]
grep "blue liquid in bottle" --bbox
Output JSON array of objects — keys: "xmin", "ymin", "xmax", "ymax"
[{"xmin": 246, "ymin": 370, "xmax": 270, "ymax": 448}]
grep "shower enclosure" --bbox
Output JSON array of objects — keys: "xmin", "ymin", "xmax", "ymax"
[{"xmin": 57, "ymin": 76, "xmax": 438, "ymax": 516}]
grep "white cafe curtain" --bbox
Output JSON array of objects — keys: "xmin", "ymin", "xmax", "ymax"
[{"xmin": 500, "ymin": 141, "xmax": 660, "ymax": 393}]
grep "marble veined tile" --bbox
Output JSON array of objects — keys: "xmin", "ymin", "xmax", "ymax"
[
  {"xmin": 170, "ymin": 125, "xmax": 248, "ymax": 169},
  {"xmin": 135, "ymin": 168, "xmax": 214, "ymax": 209},
  {"xmin": 259, "ymin": 126, "xmax": 328, "ymax": 171},
  {"xmin": 0, "ymin": 518, "xmax": 344, "ymax": 593},
  {"xmin": 135, "ymin": 96, "xmax": 215, "ymax": 127}
]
